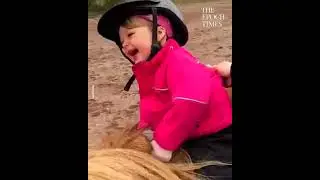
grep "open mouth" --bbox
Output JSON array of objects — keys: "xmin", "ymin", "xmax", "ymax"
[{"xmin": 128, "ymin": 49, "xmax": 139, "ymax": 58}]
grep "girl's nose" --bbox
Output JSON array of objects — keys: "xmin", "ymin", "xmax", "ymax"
[
  {"xmin": 122, "ymin": 40, "xmax": 129, "ymax": 49},
  {"xmin": 121, "ymin": 42, "xmax": 129, "ymax": 55}
]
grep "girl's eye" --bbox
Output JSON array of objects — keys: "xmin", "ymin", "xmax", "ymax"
[{"xmin": 128, "ymin": 32, "xmax": 134, "ymax": 37}]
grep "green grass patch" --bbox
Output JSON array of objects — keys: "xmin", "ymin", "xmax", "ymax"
[
  {"xmin": 174, "ymin": 0, "xmax": 220, "ymax": 4},
  {"xmin": 88, "ymin": 0, "xmax": 223, "ymax": 18}
]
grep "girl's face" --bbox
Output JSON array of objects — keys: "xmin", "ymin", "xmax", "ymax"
[{"xmin": 119, "ymin": 16, "xmax": 166, "ymax": 64}]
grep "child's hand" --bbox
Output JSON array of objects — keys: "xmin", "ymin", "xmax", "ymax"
[{"xmin": 151, "ymin": 140, "xmax": 173, "ymax": 162}]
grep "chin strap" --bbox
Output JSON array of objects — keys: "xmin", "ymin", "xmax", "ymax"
[{"xmin": 124, "ymin": 8, "xmax": 161, "ymax": 91}]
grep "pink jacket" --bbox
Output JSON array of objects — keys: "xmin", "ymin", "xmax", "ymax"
[{"xmin": 133, "ymin": 39, "xmax": 232, "ymax": 151}]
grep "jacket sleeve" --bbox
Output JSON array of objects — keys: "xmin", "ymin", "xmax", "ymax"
[
  {"xmin": 153, "ymin": 52, "xmax": 218, "ymax": 151},
  {"xmin": 153, "ymin": 99, "xmax": 207, "ymax": 151}
]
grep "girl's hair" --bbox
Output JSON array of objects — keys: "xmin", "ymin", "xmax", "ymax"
[
  {"xmin": 121, "ymin": 16, "xmax": 153, "ymax": 29},
  {"xmin": 88, "ymin": 123, "xmax": 231, "ymax": 180},
  {"xmin": 121, "ymin": 15, "xmax": 173, "ymax": 38}
]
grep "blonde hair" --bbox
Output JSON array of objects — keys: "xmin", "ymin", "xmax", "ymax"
[
  {"xmin": 121, "ymin": 16, "xmax": 152, "ymax": 29},
  {"xmin": 88, "ymin": 123, "xmax": 231, "ymax": 180}
]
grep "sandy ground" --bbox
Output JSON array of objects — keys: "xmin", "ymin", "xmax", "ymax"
[{"xmin": 88, "ymin": 0, "xmax": 232, "ymax": 150}]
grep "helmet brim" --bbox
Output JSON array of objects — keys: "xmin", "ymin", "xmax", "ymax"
[{"xmin": 97, "ymin": 2, "xmax": 188, "ymax": 46}]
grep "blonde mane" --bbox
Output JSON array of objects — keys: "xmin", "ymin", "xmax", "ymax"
[{"xmin": 88, "ymin": 123, "xmax": 230, "ymax": 180}]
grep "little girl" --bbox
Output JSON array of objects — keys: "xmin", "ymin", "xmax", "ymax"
[{"xmin": 97, "ymin": 0, "xmax": 232, "ymax": 178}]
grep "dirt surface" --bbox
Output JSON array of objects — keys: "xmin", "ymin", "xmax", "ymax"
[{"xmin": 88, "ymin": 0, "xmax": 232, "ymax": 150}]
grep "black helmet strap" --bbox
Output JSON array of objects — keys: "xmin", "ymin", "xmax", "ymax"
[
  {"xmin": 124, "ymin": 7, "xmax": 161, "ymax": 91},
  {"xmin": 149, "ymin": 8, "xmax": 161, "ymax": 61}
]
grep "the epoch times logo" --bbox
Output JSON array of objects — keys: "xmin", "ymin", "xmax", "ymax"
[{"xmin": 201, "ymin": 7, "xmax": 225, "ymax": 28}]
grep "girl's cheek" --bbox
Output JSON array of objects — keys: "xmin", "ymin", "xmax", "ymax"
[{"xmin": 141, "ymin": 45, "xmax": 150, "ymax": 56}]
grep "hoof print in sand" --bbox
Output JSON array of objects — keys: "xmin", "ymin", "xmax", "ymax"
[
  {"xmin": 88, "ymin": 100, "xmax": 114, "ymax": 117},
  {"xmin": 128, "ymin": 104, "xmax": 138, "ymax": 110}
]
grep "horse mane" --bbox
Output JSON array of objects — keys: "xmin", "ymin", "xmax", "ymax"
[{"xmin": 88, "ymin": 123, "xmax": 229, "ymax": 180}]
